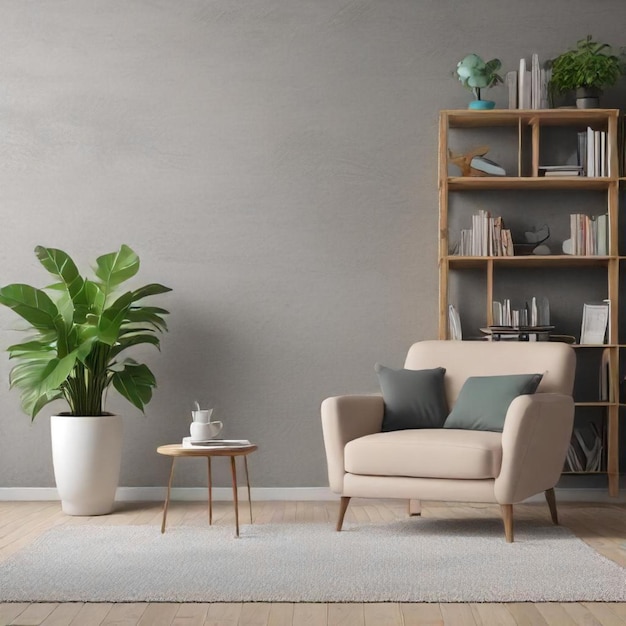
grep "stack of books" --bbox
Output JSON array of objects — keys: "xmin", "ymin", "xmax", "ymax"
[
  {"xmin": 578, "ymin": 128, "xmax": 609, "ymax": 176},
  {"xmin": 569, "ymin": 213, "xmax": 608, "ymax": 255},
  {"xmin": 506, "ymin": 53, "xmax": 550, "ymax": 109},
  {"xmin": 538, "ymin": 165, "xmax": 584, "ymax": 177},
  {"xmin": 457, "ymin": 210, "xmax": 513, "ymax": 257}
]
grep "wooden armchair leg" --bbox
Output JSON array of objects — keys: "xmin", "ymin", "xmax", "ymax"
[
  {"xmin": 545, "ymin": 488, "xmax": 559, "ymax": 525},
  {"xmin": 408, "ymin": 499, "xmax": 422, "ymax": 516},
  {"xmin": 336, "ymin": 496, "xmax": 351, "ymax": 531},
  {"xmin": 500, "ymin": 504, "xmax": 514, "ymax": 543}
]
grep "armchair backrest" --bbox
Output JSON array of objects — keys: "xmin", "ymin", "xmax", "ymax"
[{"xmin": 405, "ymin": 340, "xmax": 576, "ymax": 409}]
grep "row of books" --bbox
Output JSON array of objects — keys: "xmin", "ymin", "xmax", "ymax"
[
  {"xmin": 506, "ymin": 54, "xmax": 550, "ymax": 110},
  {"xmin": 568, "ymin": 213, "xmax": 608, "ymax": 256},
  {"xmin": 539, "ymin": 128, "xmax": 609, "ymax": 178},
  {"xmin": 492, "ymin": 296, "xmax": 551, "ymax": 328},
  {"xmin": 577, "ymin": 128, "xmax": 609, "ymax": 177},
  {"xmin": 457, "ymin": 210, "xmax": 513, "ymax": 257}
]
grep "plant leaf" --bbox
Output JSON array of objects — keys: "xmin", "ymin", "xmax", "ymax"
[
  {"xmin": 9, "ymin": 355, "xmax": 57, "ymax": 389},
  {"xmin": 83, "ymin": 280, "xmax": 106, "ymax": 316},
  {"xmin": 7, "ymin": 338, "xmax": 56, "ymax": 356},
  {"xmin": 129, "ymin": 283, "xmax": 172, "ymax": 303},
  {"xmin": 110, "ymin": 333, "xmax": 161, "ymax": 359},
  {"xmin": 124, "ymin": 308, "xmax": 169, "ymax": 332},
  {"xmin": 20, "ymin": 387, "xmax": 64, "ymax": 420},
  {"xmin": 95, "ymin": 245, "xmax": 140, "ymax": 301},
  {"xmin": 36, "ymin": 352, "xmax": 78, "ymax": 395},
  {"xmin": 97, "ymin": 292, "xmax": 134, "ymax": 346},
  {"xmin": 0, "ymin": 284, "xmax": 60, "ymax": 331},
  {"xmin": 111, "ymin": 362, "xmax": 156, "ymax": 412},
  {"xmin": 34, "ymin": 246, "xmax": 90, "ymax": 322}
]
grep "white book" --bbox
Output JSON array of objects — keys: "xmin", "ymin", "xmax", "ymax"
[
  {"xmin": 182, "ymin": 437, "xmax": 252, "ymax": 449},
  {"xmin": 597, "ymin": 214, "xmax": 608, "ymax": 255},
  {"xmin": 518, "ymin": 59, "xmax": 531, "ymax": 109},
  {"xmin": 506, "ymin": 70, "xmax": 518, "ymax": 109},
  {"xmin": 587, "ymin": 127, "xmax": 595, "ymax": 177},
  {"xmin": 539, "ymin": 68, "xmax": 552, "ymax": 109},
  {"xmin": 492, "ymin": 300, "xmax": 503, "ymax": 326},
  {"xmin": 600, "ymin": 130, "xmax": 606, "ymax": 176},
  {"xmin": 531, "ymin": 53, "xmax": 540, "ymax": 109}
]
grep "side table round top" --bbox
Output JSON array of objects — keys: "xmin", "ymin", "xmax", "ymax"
[{"xmin": 157, "ymin": 443, "xmax": 258, "ymax": 457}]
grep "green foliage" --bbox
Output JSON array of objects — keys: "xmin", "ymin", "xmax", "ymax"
[
  {"xmin": 549, "ymin": 35, "xmax": 623, "ymax": 94},
  {"xmin": 0, "ymin": 245, "xmax": 171, "ymax": 419},
  {"xmin": 456, "ymin": 54, "xmax": 503, "ymax": 100}
]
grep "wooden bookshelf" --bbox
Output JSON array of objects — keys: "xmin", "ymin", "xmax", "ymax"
[{"xmin": 438, "ymin": 109, "xmax": 621, "ymax": 495}]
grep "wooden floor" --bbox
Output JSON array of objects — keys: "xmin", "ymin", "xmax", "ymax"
[{"xmin": 0, "ymin": 499, "xmax": 625, "ymax": 625}]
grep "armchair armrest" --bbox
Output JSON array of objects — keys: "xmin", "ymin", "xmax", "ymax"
[
  {"xmin": 494, "ymin": 393, "xmax": 575, "ymax": 504},
  {"xmin": 321, "ymin": 395, "xmax": 384, "ymax": 493}
]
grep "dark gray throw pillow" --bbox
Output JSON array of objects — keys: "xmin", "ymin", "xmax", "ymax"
[
  {"xmin": 443, "ymin": 373, "xmax": 543, "ymax": 433},
  {"xmin": 375, "ymin": 364, "xmax": 449, "ymax": 432}
]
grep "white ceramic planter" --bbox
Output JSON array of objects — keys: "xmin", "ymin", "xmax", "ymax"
[{"xmin": 51, "ymin": 414, "xmax": 123, "ymax": 516}]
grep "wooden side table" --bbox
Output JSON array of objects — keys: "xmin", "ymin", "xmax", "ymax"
[{"xmin": 156, "ymin": 443, "xmax": 258, "ymax": 537}]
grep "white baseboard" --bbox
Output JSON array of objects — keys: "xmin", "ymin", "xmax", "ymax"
[
  {"xmin": 0, "ymin": 487, "xmax": 339, "ymax": 502},
  {"xmin": 0, "ymin": 486, "xmax": 624, "ymax": 502}
]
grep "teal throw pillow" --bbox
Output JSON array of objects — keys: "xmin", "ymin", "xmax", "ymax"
[
  {"xmin": 444, "ymin": 373, "xmax": 543, "ymax": 433},
  {"xmin": 375, "ymin": 364, "xmax": 449, "ymax": 432}
]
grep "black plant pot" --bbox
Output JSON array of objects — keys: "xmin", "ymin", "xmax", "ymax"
[{"xmin": 576, "ymin": 87, "xmax": 600, "ymax": 109}]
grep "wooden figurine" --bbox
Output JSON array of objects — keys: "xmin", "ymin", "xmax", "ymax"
[{"xmin": 448, "ymin": 145, "xmax": 491, "ymax": 177}]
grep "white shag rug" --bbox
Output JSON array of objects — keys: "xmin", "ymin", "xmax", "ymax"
[{"xmin": 1, "ymin": 519, "xmax": 624, "ymax": 602}]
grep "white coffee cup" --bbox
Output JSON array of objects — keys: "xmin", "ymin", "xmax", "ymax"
[
  {"xmin": 190, "ymin": 420, "xmax": 223, "ymax": 441},
  {"xmin": 192, "ymin": 409, "xmax": 213, "ymax": 424}
]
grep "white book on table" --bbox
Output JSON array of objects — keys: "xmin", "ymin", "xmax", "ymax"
[{"xmin": 182, "ymin": 437, "xmax": 251, "ymax": 449}]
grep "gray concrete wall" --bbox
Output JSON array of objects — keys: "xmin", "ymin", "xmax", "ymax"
[{"xmin": 1, "ymin": 1, "xmax": 625, "ymax": 489}]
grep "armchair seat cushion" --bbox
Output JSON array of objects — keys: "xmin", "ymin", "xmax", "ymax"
[{"xmin": 344, "ymin": 429, "xmax": 503, "ymax": 480}]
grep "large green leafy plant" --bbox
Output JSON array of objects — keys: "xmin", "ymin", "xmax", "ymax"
[
  {"xmin": 0, "ymin": 245, "xmax": 171, "ymax": 418},
  {"xmin": 549, "ymin": 35, "xmax": 622, "ymax": 94}
]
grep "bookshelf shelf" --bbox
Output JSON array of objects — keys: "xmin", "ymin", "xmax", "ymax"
[
  {"xmin": 447, "ymin": 255, "xmax": 612, "ymax": 269},
  {"xmin": 439, "ymin": 108, "xmax": 621, "ymax": 496},
  {"xmin": 448, "ymin": 177, "xmax": 615, "ymax": 191},
  {"xmin": 575, "ymin": 401, "xmax": 615, "ymax": 407},
  {"xmin": 446, "ymin": 108, "xmax": 615, "ymax": 128}
]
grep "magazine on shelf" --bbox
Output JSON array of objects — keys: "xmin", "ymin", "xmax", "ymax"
[
  {"xmin": 448, "ymin": 304, "xmax": 462, "ymax": 340},
  {"xmin": 579, "ymin": 301, "xmax": 609, "ymax": 345}
]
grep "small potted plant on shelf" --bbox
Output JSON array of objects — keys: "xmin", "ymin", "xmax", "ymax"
[
  {"xmin": 0, "ymin": 244, "xmax": 171, "ymax": 516},
  {"xmin": 548, "ymin": 35, "xmax": 623, "ymax": 108},
  {"xmin": 455, "ymin": 53, "xmax": 503, "ymax": 110}
]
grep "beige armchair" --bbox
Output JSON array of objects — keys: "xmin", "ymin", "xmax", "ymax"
[{"xmin": 321, "ymin": 340, "xmax": 576, "ymax": 542}]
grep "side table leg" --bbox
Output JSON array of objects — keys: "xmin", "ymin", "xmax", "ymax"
[
  {"xmin": 207, "ymin": 456, "xmax": 213, "ymax": 525},
  {"xmin": 161, "ymin": 458, "xmax": 176, "ymax": 534},
  {"xmin": 244, "ymin": 455, "xmax": 253, "ymax": 524},
  {"xmin": 230, "ymin": 455, "xmax": 240, "ymax": 537}
]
